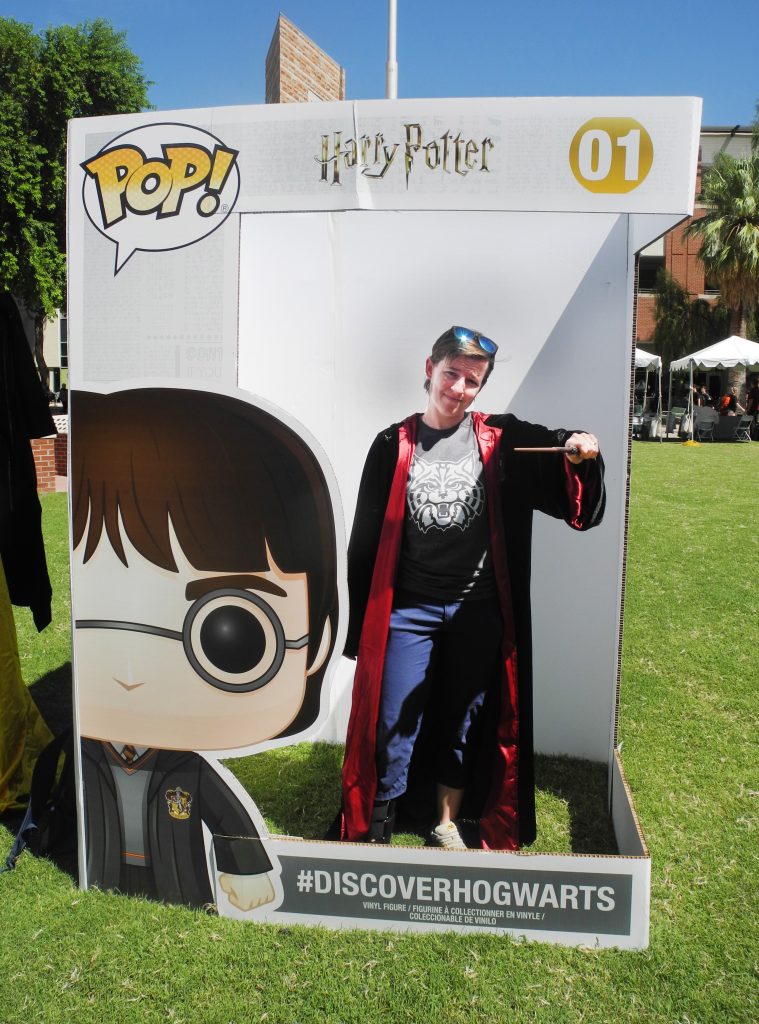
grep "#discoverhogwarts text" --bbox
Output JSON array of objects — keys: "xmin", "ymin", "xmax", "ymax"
[
  {"xmin": 296, "ymin": 868, "xmax": 617, "ymax": 911},
  {"xmin": 317, "ymin": 123, "xmax": 495, "ymax": 187}
]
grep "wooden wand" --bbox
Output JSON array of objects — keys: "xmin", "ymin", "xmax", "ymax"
[{"xmin": 514, "ymin": 445, "xmax": 579, "ymax": 455}]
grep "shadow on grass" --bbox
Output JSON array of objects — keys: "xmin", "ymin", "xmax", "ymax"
[
  {"xmin": 224, "ymin": 742, "xmax": 345, "ymax": 842},
  {"xmin": 4, "ymin": 674, "xmax": 616, "ymax": 875},
  {"xmin": 226, "ymin": 744, "xmax": 619, "ymax": 855},
  {"xmin": 533, "ymin": 754, "xmax": 618, "ymax": 855},
  {"xmin": 29, "ymin": 661, "xmax": 73, "ymax": 738}
]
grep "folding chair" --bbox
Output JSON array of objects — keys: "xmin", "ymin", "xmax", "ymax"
[
  {"xmin": 695, "ymin": 407, "xmax": 718, "ymax": 441},
  {"xmin": 632, "ymin": 408, "xmax": 643, "ymax": 438},
  {"xmin": 666, "ymin": 406, "xmax": 686, "ymax": 436},
  {"xmin": 733, "ymin": 415, "xmax": 753, "ymax": 442}
]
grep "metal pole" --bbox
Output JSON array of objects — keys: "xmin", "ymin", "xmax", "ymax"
[{"xmin": 385, "ymin": 0, "xmax": 398, "ymax": 99}]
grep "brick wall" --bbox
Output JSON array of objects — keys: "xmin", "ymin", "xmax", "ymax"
[
  {"xmin": 55, "ymin": 433, "xmax": 68, "ymax": 476},
  {"xmin": 31, "ymin": 437, "xmax": 56, "ymax": 492},
  {"xmin": 265, "ymin": 14, "xmax": 345, "ymax": 104},
  {"xmin": 634, "ymin": 151, "xmax": 738, "ymax": 347},
  {"xmin": 636, "ymin": 294, "xmax": 656, "ymax": 344},
  {"xmin": 666, "ymin": 215, "xmax": 707, "ymax": 298}
]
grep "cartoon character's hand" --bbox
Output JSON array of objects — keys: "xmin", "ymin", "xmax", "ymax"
[{"xmin": 219, "ymin": 871, "xmax": 275, "ymax": 911}]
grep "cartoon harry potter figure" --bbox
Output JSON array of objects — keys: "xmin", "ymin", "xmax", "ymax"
[{"xmin": 71, "ymin": 388, "xmax": 339, "ymax": 911}]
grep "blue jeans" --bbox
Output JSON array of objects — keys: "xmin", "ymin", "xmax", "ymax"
[{"xmin": 374, "ymin": 593, "xmax": 503, "ymax": 802}]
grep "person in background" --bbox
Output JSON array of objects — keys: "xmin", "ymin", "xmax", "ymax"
[
  {"xmin": 719, "ymin": 386, "xmax": 745, "ymax": 416},
  {"xmin": 745, "ymin": 377, "xmax": 759, "ymax": 419}
]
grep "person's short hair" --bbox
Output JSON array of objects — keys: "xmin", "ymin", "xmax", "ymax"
[
  {"xmin": 424, "ymin": 326, "xmax": 496, "ymax": 393},
  {"xmin": 71, "ymin": 388, "xmax": 338, "ymax": 736}
]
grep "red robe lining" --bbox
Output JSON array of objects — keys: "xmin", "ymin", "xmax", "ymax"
[{"xmin": 341, "ymin": 411, "xmax": 523, "ymax": 850}]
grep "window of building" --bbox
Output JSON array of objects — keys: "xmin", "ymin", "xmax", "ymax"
[
  {"xmin": 60, "ymin": 314, "xmax": 68, "ymax": 368},
  {"xmin": 703, "ymin": 275, "xmax": 720, "ymax": 295},
  {"xmin": 637, "ymin": 237, "xmax": 665, "ymax": 293},
  {"xmin": 638, "ymin": 254, "xmax": 665, "ymax": 292}
]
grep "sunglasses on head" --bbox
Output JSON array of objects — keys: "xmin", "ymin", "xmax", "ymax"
[{"xmin": 451, "ymin": 326, "xmax": 498, "ymax": 356}]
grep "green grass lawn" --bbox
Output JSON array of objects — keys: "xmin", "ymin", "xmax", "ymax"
[{"xmin": 2, "ymin": 442, "xmax": 757, "ymax": 1024}]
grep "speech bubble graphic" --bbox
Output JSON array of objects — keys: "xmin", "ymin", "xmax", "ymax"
[{"xmin": 82, "ymin": 122, "xmax": 240, "ymax": 273}]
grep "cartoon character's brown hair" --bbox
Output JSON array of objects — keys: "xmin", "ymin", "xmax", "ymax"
[{"xmin": 71, "ymin": 388, "xmax": 338, "ymax": 736}]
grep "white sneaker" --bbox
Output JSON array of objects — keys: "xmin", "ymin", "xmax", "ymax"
[{"xmin": 430, "ymin": 821, "xmax": 467, "ymax": 851}]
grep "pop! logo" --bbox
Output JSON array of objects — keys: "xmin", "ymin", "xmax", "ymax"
[{"xmin": 82, "ymin": 122, "xmax": 240, "ymax": 273}]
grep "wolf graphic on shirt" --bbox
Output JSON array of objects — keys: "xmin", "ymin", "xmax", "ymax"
[{"xmin": 407, "ymin": 451, "xmax": 484, "ymax": 533}]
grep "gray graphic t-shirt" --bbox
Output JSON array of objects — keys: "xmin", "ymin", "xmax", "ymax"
[{"xmin": 396, "ymin": 415, "xmax": 495, "ymax": 600}]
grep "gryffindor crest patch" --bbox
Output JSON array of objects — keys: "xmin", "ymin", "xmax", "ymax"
[{"xmin": 165, "ymin": 786, "xmax": 192, "ymax": 820}]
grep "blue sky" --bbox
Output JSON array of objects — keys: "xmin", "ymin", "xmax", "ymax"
[{"xmin": 8, "ymin": 0, "xmax": 758, "ymax": 126}]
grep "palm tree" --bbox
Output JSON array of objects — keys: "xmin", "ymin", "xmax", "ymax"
[
  {"xmin": 684, "ymin": 152, "xmax": 759, "ymax": 340},
  {"xmin": 652, "ymin": 269, "xmax": 728, "ymax": 368}
]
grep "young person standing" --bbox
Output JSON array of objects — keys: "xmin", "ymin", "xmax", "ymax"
[{"xmin": 341, "ymin": 327, "xmax": 605, "ymax": 851}]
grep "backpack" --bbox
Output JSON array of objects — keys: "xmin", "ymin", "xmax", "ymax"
[{"xmin": 2, "ymin": 728, "xmax": 78, "ymax": 875}]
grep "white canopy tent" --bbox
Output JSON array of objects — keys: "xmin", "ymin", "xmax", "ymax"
[
  {"xmin": 635, "ymin": 347, "xmax": 662, "ymax": 370},
  {"xmin": 669, "ymin": 336, "xmax": 759, "ymax": 439},
  {"xmin": 670, "ymin": 335, "xmax": 759, "ymax": 373},
  {"xmin": 634, "ymin": 347, "xmax": 663, "ymax": 440}
]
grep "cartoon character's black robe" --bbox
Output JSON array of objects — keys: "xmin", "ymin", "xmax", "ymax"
[{"xmin": 81, "ymin": 738, "xmax": 272, "ymax": 907}]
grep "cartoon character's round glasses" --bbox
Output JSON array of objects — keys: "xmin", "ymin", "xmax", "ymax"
[
  {"xmin": 451, "ymin": 326, "xmax": 498, "ymax": 356},
  {"xmin": 76, "ymin": 589, "xmax": 309, "ymax": 693}
]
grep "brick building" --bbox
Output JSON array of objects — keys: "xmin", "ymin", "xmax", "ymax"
[
  {"xmin": 636, "ymin": 125, "xmax": 754, "ymax": 345},
  {"xmin": 265, "ymin": 14, "xmax": 345, "ymax": 104}
]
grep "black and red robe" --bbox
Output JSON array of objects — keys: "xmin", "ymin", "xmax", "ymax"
[{"xmin": 341, "ymin": 411, "xmax": 605, "ymax": 850}]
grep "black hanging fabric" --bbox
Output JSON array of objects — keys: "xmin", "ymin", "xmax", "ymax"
[{"xmin": 0, "ymin": 294, "xmax": 56, "ymax": 631}]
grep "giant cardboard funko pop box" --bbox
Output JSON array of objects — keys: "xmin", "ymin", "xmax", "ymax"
[{"xmin": 67, "ymin": 96, "xmax": 701, "ymax": 948}]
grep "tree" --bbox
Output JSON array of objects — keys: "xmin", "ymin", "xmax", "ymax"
[
  {"xmin": 651, "ymin": 268, "xmax": 728, "ymax": 368},
  {"xmin": 0, "ymin": 18, "xmax": 151, "ymax": 386},
  {"xmin": 683, "ymin": 151, "xmax": 759, "ymax": 341}
]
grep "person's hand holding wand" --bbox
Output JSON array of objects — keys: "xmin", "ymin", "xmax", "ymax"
[{"xmin": 514, "ymin": 432, "xmax": 600, "ymax": 464}]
